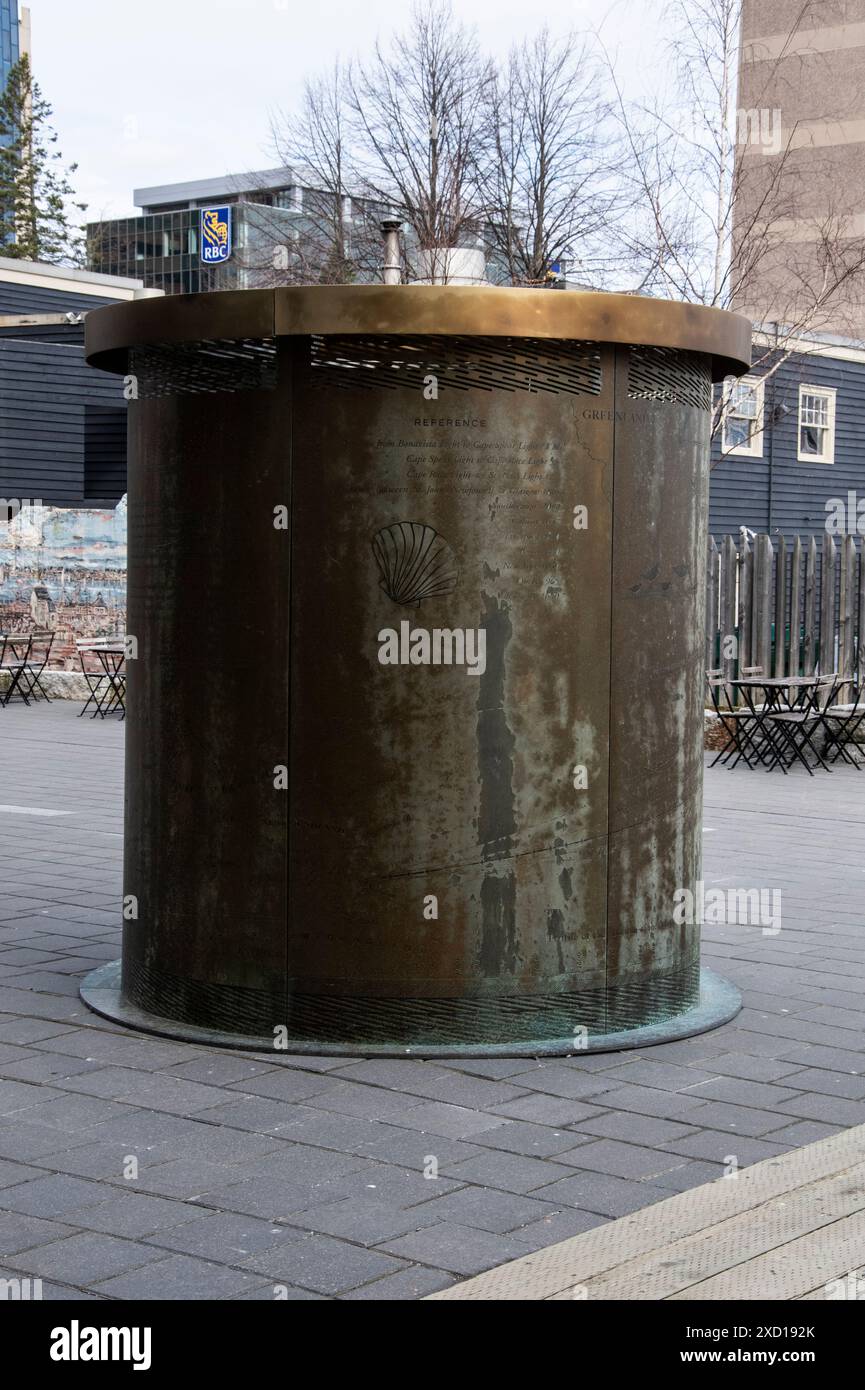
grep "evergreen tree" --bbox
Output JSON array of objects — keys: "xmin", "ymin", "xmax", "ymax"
[{"xmin": 0, "ymin": 54, "xmax": 87, "ymax": 264}]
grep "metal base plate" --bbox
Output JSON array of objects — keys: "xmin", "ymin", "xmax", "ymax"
[{"xmin": 80, "ymin": 961, "xmax": 741, "ymax": 1058}]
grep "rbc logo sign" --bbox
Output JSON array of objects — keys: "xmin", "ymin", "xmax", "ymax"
[{"xmin": 200, "ymin": 206, "xmax": 232, "ymax": 264}]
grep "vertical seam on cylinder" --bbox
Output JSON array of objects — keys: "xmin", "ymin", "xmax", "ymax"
[
  {"xmin": 285, "ymin": 340, "xmax": 293, "ymax": 1008},
  {"xmin": 604, "ymin": 344, "xmax": 619, "ymax": 1033}
]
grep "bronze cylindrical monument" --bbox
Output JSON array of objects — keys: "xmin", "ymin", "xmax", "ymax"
[{"xmin": 81, "ymin": 286, "xmax": 750, "ymax": 1054}]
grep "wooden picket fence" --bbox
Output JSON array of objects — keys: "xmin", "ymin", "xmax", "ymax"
[{"xmin": 706, "ymin": 533, "xmax": 865, "ymax": 704}]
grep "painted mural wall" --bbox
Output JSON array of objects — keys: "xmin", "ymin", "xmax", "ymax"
[{"xmin": 0, "ymin": 500, "xmax": 126, "ymax": 663}]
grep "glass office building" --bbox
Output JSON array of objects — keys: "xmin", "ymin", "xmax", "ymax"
[
  {"xmin": 87, "ymin": 201, "xmax": 305, "ymax": 296},
  {"xmin": 88, "ymin": 207, "xmax": 230, "ymax": 297},
  {"xmin": 87, "ymin": 167, "xmax": 504, "ymax": 294},
  {"xmin": 86, "ymin": 170, "xmax": 386, "ymax": 295},
  {"xmin": 0, "ymin": 0, "xmax": 19, "ymax": 93}
]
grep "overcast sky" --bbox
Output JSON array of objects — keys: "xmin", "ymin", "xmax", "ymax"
[{"xmin": 28, "ymin": 0, "xmax": 658, "ymax": 220}]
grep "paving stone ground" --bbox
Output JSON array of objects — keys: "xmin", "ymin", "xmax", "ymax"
[{"xmin": 0, "ymin": 700, "xmax": 863, "ymax": 1300}]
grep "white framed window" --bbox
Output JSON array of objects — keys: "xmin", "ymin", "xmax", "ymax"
[
  {"xmin": 798, "ymin": 385, "xmax": 836, "ymax": 464},
  {"xmin": 723, "ymin": 376, "xmax": 764, "ymax": 456}
]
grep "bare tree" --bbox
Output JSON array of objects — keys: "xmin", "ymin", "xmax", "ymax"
[
  {"xmin": 263, "ymin": 61, "xmax": 383, "ymax": 286},
  {"xmin": 262, "ymin": 8, "xmax": 620, "ymax": 289},
  {"xmin": 227, "ymin": 64, "xmax": 371, "ymax": 287},
  {"xmin": 603, "ymin": 0, "xmax": 865, "ymax": 448},
  {"xmin": 347, "ymin": 0, "xmax": 493, "ymax": 283},
  {"xmin": 482, "ymin": 28, "xmax": 622, "ymax": 287}
]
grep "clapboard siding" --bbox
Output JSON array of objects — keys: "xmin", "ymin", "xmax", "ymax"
[
  {"xmin": 0, "ymin": 265, "xmax": 131, "ymax": 509},
  {"xmin": 710, "ymin": 348, "xmax": 865, "ymax": 541},
  {"xmin": 0, "ymin": 322, "xmax": 87, "ymax": 344},
  {"xmin": 0, "ymin": 280, "xmax": 118, "ymax": 314},
  {"xmin": 84, "ymin": 405, "xmax": 127, "ymax": 499},
  {"xmin": 0, "ymin": 332, "xmax": 127, "ymax": 505}
]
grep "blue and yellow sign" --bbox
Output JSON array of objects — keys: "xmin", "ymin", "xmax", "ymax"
[{"xmin": 200, "ymin": 206, "xmax": 232, "ymax": 264}]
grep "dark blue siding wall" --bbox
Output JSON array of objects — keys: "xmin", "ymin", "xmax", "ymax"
[
  {"xmin": 0, "ymin": 280, "xmax": 119, "ymax": 315},
  {"xmin": 0, "ymin": 333, "xmax": 126, "ymax": 505},
  {"xmin": 0, "ymin": 322, "xmax": 87, "ymax": 343},
  {"xmin": 709, "ymin": 348, "xmax": 865, "ymax": 541},
  {"xmin": 0, "ymin": 279, "xmax": 129, "ymax": 506}
]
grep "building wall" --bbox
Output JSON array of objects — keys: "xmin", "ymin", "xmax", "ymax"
[
  {"xmin": 87, "ymin": 208, "xmax": 229, "ymax": 296},
  {"xmin": 736, "ymin": 0, "xmax": 865, "ymax": 337},
  {"xmin": 0, "ymin": 329, "xmax": 129, "ymax": 656},
  {"xmin": 709, "ymin": 345, "xmax": 865, "ymax": 540},
  {"xmin": 0, "ymin": 281, "xmax": 116, "ymax": 315},
  {"xmin": 0, "ymin": 0, "xmax": 18, "ymax": 90},
  {"xmin": 0, "ymin": 327, "xmax": 127, "ymax": 506},
  {"xmin": 0, "ymin": 501, "xmax": 126, "ymax": 665},
  {"xmin": 86, "ymin": 172, "xmax": 498, "ymax": 291},
  {"xmin": 0, "ymin": 262, "xmax": 141, "ymax": 654},
  {"xmin": 87, "ymin": 202, "xmax": 306, "ymax": 295},
  {"xmin": 0, "ymin": 256, "xmax": 142, "ymax": 313}
]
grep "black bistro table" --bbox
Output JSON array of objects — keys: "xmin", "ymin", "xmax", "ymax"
[{"xmin": 727, "ymin": 673, "xmax": 839, "ymax": 774}]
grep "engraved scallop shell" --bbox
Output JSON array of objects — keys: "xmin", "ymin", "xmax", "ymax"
[{"xmin": 372, "ymin": 522, "xmax": 459, "ymax": 607}]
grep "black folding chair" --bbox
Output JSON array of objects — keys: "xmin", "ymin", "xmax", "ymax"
[
  {"xmin": 96, "ymin": 646, "xmax": 126, "ymax": 720},
  {"xmin": 18, "ymin": 630, "xmax": 55, "ymax": 703},
  {"xmin": 0, "ymin": 633, "xmax": 34, "ymax": 707},
  {"xmin": 819, "ymin": 677, "xmax": 865, "ymax": 767},
  {"xmin": 764, "ymin": 674, "xmax": 842, "ymax": 775},
  {"xmin": 77, "ymin": 640, "xmax": 115, "ymax": 719},
  {"xmin": 706, "ymin": 669, "xmax": 766, "ymax": 769}
]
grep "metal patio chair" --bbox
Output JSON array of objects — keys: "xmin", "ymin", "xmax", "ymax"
[
  {"xmin": 18, "ymin": 630, "xmax": 55, "ymax": 703},
  {"xmin": 706, "ymin": 668, "xmax": 765, "ymax": 769},
  {"xmin": 818, "ymin": 676, "xmax": 865, "ymax": 768},
  {"xmin": 763, "ymin": 673, "xmax": 842, "ymax": 775},
  {"xmin": 95, "ymin": 643, "xmax": 126, "ymax": 720},
  {"xmin": 76, "ymin": 639, "xmax": 115, "ymax": 719},
  {"xmin": 0, "ymin": 632, "xmax": 34, "ymax": 707},
  {"xmin": 730, "ymin": 665, "xmax": 783, "ymax": 767}
]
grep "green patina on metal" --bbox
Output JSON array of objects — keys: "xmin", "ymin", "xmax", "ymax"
[{"xmin": 80, "ymin": 286, "xmax": 749, "ymax": 1055}]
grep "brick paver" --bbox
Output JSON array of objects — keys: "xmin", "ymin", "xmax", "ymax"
[{"xmin": 0, "ymin": 701, "xmax": 863, "ymax": 1298}]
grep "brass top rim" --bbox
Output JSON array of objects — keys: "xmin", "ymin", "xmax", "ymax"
[{"xmin": 85, "ymin": 284, "xmax": 751, "ymax": 381}]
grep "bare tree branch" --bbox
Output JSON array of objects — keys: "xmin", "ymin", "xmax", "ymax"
[{"xmin": 481, "ymin": 28, "xmax": 624, "ymax": 286}]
